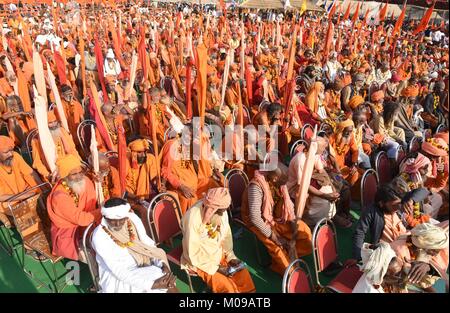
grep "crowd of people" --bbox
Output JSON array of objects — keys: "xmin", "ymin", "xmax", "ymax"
[{"xmin": 0, "ymin": 1, "xmax": 448, "ymax": 293}]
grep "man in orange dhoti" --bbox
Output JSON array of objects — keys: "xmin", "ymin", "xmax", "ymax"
[
  {"xmin": 160, "ymin": 125, "xmax": 199, "ymax": 214},
  {"xmin": 89, "ymin": 152, "xmax": 121, "ymax": 201},
  {"xmin": 241, "ymin": 167, "xmax": 312, "ymax": 275},
  {"xmin": 47, "ymin": 154, "xmax": 101, "ymax": 261},
  {"xmin": 32, "ymin": 111, "xmax": 81, "ymax": 181},
  {"xmin": 181, "ymin": 188, "xmax": 256, "ymax": 293}
]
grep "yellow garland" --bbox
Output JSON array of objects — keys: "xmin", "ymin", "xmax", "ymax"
[
  {"xmin": 102, "ymin": 220, "xmax": 136, "ymax": 248},
  {"xmin": 205, "ymin": 222, "xmax": 221, "ymax": 239},
  {"xmin": 61, "ymin": 180, "xmax": 79, "ymax": 207},
  {"xmin": 426, "ymin": 138, "xmax": 449, "ymax": 152}
]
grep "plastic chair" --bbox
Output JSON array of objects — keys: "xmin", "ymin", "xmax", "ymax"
[
  {"xmin": 374, "ymin": 151, "xmax": 391, "ymax": 184},
  {"xmin": 282, "ymin": 259, "xmax": 314, "ymax": 293},
  {"xmin": 146, "ymin": 193, "xmax": 197, "ymax": 293},
  {"xmin": 312, "ymin": 218, "xmax": 363, "ymax": 293},
  {"xmin": 360, "ymin": 169, "xmax": 379, "ymax": 212},
  {"xmin": 81, "ymin": 222, "xmax": 101, "ymax": 292}
]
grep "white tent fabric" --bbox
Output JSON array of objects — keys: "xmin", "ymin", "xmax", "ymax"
[{"xmin": 240, "ymin": 0, "xmax": 325, "ymax": 11}]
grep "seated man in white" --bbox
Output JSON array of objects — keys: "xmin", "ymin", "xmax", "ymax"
[{"xmin": 92, "ymin": 197, "xmax": 178, "ymax": 293}]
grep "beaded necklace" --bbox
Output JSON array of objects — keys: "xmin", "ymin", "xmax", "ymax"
[
  {"xmin": 178, "ymin": 142, "xmax": 191, "ymax": 169},
  {"xmin": 205, "ymin": 222, "xmax": 221, "ymax": 239},
  {"xmin": 61, "ymin": 181, "xmax": 79, "ymax": 207},
  {"xmin": 102, "ymin": 220, "xmax": 137, "ymax": 248},
  {"xmin": 106, "ymin": 119, "xmax": 118, "ymax": 144},
  {"xmin": 433, "ymin": 94, "xmax": 440, "ymax": 111}
]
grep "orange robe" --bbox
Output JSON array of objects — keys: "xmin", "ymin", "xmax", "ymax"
[
  {"xmin": 160, "ymin": 139, "xmax": 198, "ymax": 214},
  {"xmin": 62, "ymin": 98, "xmax": 84, "ymax": 138},
  {"xmin": 125, "ymin": 153, "xmax": 159, "ymax": 199},
  {"xmin": 240, "ymin": 183, "xmax": 313, "ymax": 276},
  {"xmin": 100, "ymin": 166, "xmax": 121, "ymax": 200},
  {"xmin": 329, "ymin": 134, "xmax": 360, "ymax": 186},
  {"xmin": 206, "ymin": 88, "xmax": 221, "ymax": 111},
  {"xmin": 47, "ymin": 177, "xmax": 101, "ymax": 260},
  {"xmin": 0, "ymin": 152, "xmax": 38, "ymax": 214}
]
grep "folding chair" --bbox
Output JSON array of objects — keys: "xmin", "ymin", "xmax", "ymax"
[
  {"xmin": 374, "ymin": 151, "xmax": 391, "ymax": 184},
  {"xmin": 290, "ymin": 139, "xmax": 308, "ymax": 158},
  {"xmin": 409, "ymin": 135, "xmax": 423, "ymax": 153},
  {"xmin": 146, "ymin": 192, "xmax": 197, "ymax": 293},
  {"xmin": 360, "ymin": 169, "xmax": 379, "ymax": 212},
  {"xmin": 301, "ymin": 123, "xmax": 314, "ymax": 141},
  {"xmin": 312, "ymin": 218, "xmax": 363, "ymax": 293},
  {"xmin": 77, "ymin": 119, "xmax": 96, "ymax": 158},
  {"xmin": 8, "ymin": 183, "xmax": 70, "ymax": 293},
  {"xmin": 81, "ymin": 222, "xmax": 101, "ymax": 292},
  {"xmin": 282, "ymin": 259, "xmax": 314, "ymax": 293}
]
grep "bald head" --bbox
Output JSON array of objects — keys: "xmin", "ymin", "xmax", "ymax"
[
  {"xmin": 97, "ymin": 153, "xmax": 111, "ymax": 174},
  {"xmin": 101, "ymin": 103, "xmax": 114, "ymax": 118}
]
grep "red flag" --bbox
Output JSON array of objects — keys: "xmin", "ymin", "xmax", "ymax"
[
  {"xmin": 362, "ymin": 8, "xmax": 370, "ymax": 26},
  {"xmin": 343, "ymin": 3, "xmax": 352, "ymax": 21},
  {"xmin": 117, "ymin": 118, "xmax": 127, "ymax": 195},
  {"xmin": 413, "ymin": 1, "xmax": 436, "ymax": 35},
  {"xmin": 351, "ymin": 2, "xmax": 360, "ymax": 25},
  {"xmin": 390, "ymin": 11, "xmax": 394, "ymax": 21},
  {"xmin": 94, "ymin": 36, "xmax": 108, "ymax": 101},
  {"xmin": 323, "ymin": 20, "xmax": 334, "ymax": 61},
  {"xmin": 185, "ymin": 59, "xmax": 193, "ymax": 120},
  {"xmin": 392, "ymin": 3, "xmax": 407, "ymax": 37},
  {"xmin": 328, "ymin": 1, "xmax": 337, "ymax": 19},
  {"xmin": 53, "ymin": 50, "xmax": 68, "ymax": 85},
  {"xmin": 379, "ymin": 2, "xmax": 389, "ymax": 22}
]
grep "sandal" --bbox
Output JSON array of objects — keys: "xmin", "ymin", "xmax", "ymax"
[
  {"xmin": 333, "ymin": 215, "xmax": 353, "ymax": 229},
  {"xmin": 26, "ymin": 250, "xmax": 47, "ymax": 261}
]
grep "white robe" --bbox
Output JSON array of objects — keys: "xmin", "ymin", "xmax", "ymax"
[{"xmin": 91, "ymin": 213, "xmax": 167, "ymax": 293}]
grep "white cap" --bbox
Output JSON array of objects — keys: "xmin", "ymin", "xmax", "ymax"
[
  {"xmin": 106, "ymin": 48, "xmax": 115, "ymax": 59},
  {"xmin": 101, "ymin": 203, "xmax": 131, "ymax": 220},
  {"xmin": 9, "ymin": 4, "xmax": 17, "ymax": 11}
]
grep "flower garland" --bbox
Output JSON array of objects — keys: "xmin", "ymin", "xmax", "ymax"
[
  {"xmin": 61, "ymin": 180, "xmax": 79, "ymax": 207},
  {"xmin": 106, "ymin": 120, "xmax": 118, "ymax": 145},
  {"xmin": 205, "ymin": 222, "xmax": 221, "ymax": 239},
  {"xmin": 178, "ymin": 143, "xmax": 191, "ymax": 169},
  {"xmin": 102, "ymin": 220, "xmax": 136, "ymax": 248},
  {"xmin": 400, "ymin": 173, "xmax": 419, "ymax": 190},
  {"xmin": 433, "ymin": 94, "xmax": 440, "ymax": 111},
  {"xmin": 426, "ymin": 138, "xmax": 449, "ymax": 152},
  {"xmin": 334, "ymin": 142, "xmax": 348, "ymax": 156}
]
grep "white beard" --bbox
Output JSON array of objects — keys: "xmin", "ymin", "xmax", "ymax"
[{"xmin": 67, "ymin": 178, "xmax": 86, "ymax": 196}]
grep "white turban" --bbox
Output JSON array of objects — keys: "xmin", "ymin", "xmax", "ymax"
[
  {"xmin": 411, "ymin": 223, "xmax": 449, "ymax": 250},
  {"xmin": 360, "ymin": 242, "xmax": 397, "ymax": 286},
  {"xmin": 101, "ymin": 203, "xmax": 131, "ymax": 220},
  {"xmin": 106, "ymin": 48, "xmax": 115, "ymax": 59}
]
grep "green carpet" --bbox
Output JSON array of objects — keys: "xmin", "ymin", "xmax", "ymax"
[{"xmin": 0, "ymin": 204, "xmax": 361, "ymax": 293}]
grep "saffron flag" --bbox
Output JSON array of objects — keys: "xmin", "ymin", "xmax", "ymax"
[
  {"xmin": 413, "ymin": 1, "xmax": 436, "ymax": 35},
  {"xmin": 379, "ymin": 2, "xmax": 388, "ymax": 22},
  {"xmin": 351, "ymin": 2, "xmax": 360, "ymax": 25},
  {"xmin": 392, "ymin": 2, "xmax": 407, "ymax": 37}
]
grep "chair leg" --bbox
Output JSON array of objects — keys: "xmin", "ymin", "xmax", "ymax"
[{"xmin": 185, "ymin": 271, "xmax": 195, "ymax": 293}]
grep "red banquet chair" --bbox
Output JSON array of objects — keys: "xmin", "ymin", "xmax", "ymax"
[
  {"xmin": 374, "ymin": 151, "xmax": 391, "ymax": 184},
  {"xmin": 290, "ymin": 139, "xmax": 309, "ymax": 158},
  {"xmin": 301, "ymin": 123, "xmax": 314, "ymax": 142},
  {"xmin": 312, "ymin": 218, "xmax": 363, "ymax": 293},
  {"xmin": 224, "ymin": 168, "xmax": 249, "ymax": 222},
  {"xmin": 282, "ymin": 259, "xmax": 315, "ymax": 293},
  {"xmin": 409, "ymin": 135, "xmax": 423, "ymax": 153},
  {"xmin": 396, "ymin": 145, "xmax": 406, "ymax": 167},
  {"xmin": 360, "ymin": 169, "xmax": 379, "ymax": 212},
  {"xmin": 146, "ymin": 193, "xmax": 197, "ymax": 292}
]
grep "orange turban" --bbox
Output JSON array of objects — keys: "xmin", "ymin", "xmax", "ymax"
[
  {"xmin": 22, "ymin": 62, "xmax": 34, "ymax": 81},
  {"xmin": 56, "ymin": 154, "xmax": 82, "ymax": 178},
  {"xmin": 48, "ymin": 110, "xmax": 57, "ymax": 123},
  {"xmin": 433, "ymin": 132, "xmax": 449, "ymax": 145},
  {"xmin": 401, "ymin": 85, "xmax": 419, "ymax": 97},
  {"xmin": 203, "ymin": 187, "xmax": 232, "ymax": 211},
  {"xmin": 0, "ymin": 135, "xmax": 14, "ymax": 152},
  {"xmin": 422, "ymin": 138, "xmax": 449, "ymax": 157},
  {"xmin": 128, "ymin": 139, "xmax": 150, "ymax": 152},
  {"xmin": 337, "ymin": 119, "xmax": 355, "ymax": 131},
  {"xmin": 349, "ymin": 95, "xmax": 365, "ymax": 110},
  {"xmin": 371, "ymin": 90, "xmax": 385, "ymax": 102}
]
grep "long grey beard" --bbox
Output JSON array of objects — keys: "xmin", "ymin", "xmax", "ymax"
[{"xmin": 67, "ymin": 178, "xmax": 86, "ymax": 196}]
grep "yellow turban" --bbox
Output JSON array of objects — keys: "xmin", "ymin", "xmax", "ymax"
[
  {"xmin": 411, "ymin": 223, "xmax": 449, "ymax": 250},
  {"xmin": 337, "ymin": 119, "xmax": 355, "ymax": 131},
  {"xmin": 348, "ymin": 95, "xmax": 365, "ymax": 110},
  {"xmin": 56, "ymin": 154, "xmax": 82, "ymax": 179},
  {"xmin": 203, "ymin": 187, "xmax": 232, "ymax": 211},
  {"xmin": 128, "ymin": 139, "xmax": 150, "ymax": 152}
]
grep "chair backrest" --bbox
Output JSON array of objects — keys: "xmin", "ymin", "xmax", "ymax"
[
  {"xmin": 290, "ymin": 139, "xmax": 308, "ymax": 157},
  {"xmin": 282, "ymin": 259, "xmax": 314, "ymax": 293},
  {"xmin": 77, "ymin": 120, "xmax": 96, "ymax": 158},
  {"xmin": 436, "ymin": 124, "xmax": 447, "ymax": 133},
  {"xmin": 224, "ymin": 169, "xmax": 249, "ymax": 216},
  {"xmin": 319, "ymin": 122, "xmax": 333, "ymax": 134},
  {"xmin": 396, "ymin": 145, "xmax": 406, "ymax": 166},
  {"xmin": 301, "ymin": 124, "xmax": 314, "ymax": 141},
  {"xmin": 259, "ymin": 100, "xmax": 270, "ymax": 112},
  {"xmin": 360, "ymin": 169, "xmax": 379, "ymax": 211},
  {"xmin": 312, "ymin": 219, "xmax": 339, "ymax": 286},
  {"xmin": 26, "ymin": 128, "xmax": 39, "ymax": 161},
  {"xmin": 147, "ymin": 193, "xmax": 183, "ymax": 245},
  {"xmin": 82, "ymin": 222, "xmax": 100, "ymax": 292},
  {"xmin": 375, "ymin": 151, "xmax": 391, "ymax": 184},
  {"xmin": 409, "ymin": 136, "xmax": 423, "ymax": 153},
  {"xmin": 423, "ymin": 129, "xmax": 432, "ymax": 140},
  {"xmin": 164, "ymin": 127, "xmax": 177, "ymax": 141}
]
